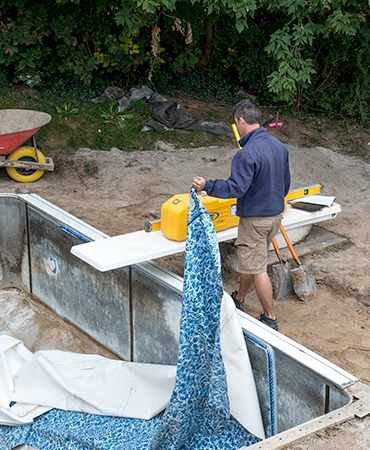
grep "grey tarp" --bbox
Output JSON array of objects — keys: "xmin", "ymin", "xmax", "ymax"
[{"xmin": 92, "ymin": 86, "xmax": 234, "ymax": 138}]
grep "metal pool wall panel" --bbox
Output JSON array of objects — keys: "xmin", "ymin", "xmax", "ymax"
[
  {"xmin": 273, "ymin": 348, "xmax": 350, "ymax": 433},
  {"xmin": 26, "ymin": 205, "xmax": 132, "ymax": 361},
  {"xmin": 0, "ymin": 196, "xmax": 30, "ymax": 290},
  {"xmin": 239, "ymin": 314, "xmax": 355, "ymax": 442},
  {"xmin": 131, "ymin": 263, "xmax": 183, "ymax": 365},
  {"xmin": 244, "ymin": 336, "xmax": 352, "ymax": 440}
]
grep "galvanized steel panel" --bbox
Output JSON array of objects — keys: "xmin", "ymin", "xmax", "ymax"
[
  {"xmin": 27, "ymin": 207, "xmax": 132, "ymax": 360},
  {"xmin": 0, "ymin": 196, "xmax": 29, "ymax": 290},
  {"xmin": 131, "ymin": 265, "xmax": 182, "ymax": 365}
]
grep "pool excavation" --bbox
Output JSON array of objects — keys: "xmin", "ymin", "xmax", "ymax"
[{"xmin": 0, "ymin": 192, "xmax": 370, "ymax": 449}]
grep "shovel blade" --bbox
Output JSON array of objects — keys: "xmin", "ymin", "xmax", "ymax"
[
  {"xmin": 272, "ymin": 260, "xmax": 296, "ymax": 300},
  {"xmin": 290, "ymin": 264, "xmax": 316, "ymax": 302}
]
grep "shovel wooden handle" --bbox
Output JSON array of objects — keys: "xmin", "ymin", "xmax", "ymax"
[{"xmin": 279, "ymin": 225, "xmax": 301, "ymax": 266}]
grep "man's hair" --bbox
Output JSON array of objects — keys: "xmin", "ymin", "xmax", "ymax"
[{"xmin": 234, "ymin": 99, "xmax": 261, "ymax": 125}]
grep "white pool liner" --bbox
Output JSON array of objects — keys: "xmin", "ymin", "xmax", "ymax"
[{"xmin": 0, "ymin": 293, "xmax": 264, "ymax": 440}]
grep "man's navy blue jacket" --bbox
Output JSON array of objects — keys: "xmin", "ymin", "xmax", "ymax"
[{"xmin": 204, "ymin": 127, "xmax": 291, "ymax": 218}]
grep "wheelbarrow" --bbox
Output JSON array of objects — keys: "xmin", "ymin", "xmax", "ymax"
[{"xmin": 0, "ymin": 109, "xmax": 54, "ymax": 182}]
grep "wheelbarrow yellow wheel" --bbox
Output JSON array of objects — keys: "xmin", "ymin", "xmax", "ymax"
[{"xmin": 6, "ymin": 146, "xmax": 46, "ymax": 183}]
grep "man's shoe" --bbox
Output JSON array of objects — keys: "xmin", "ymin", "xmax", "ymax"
[
  {"xmin": 257, "ymin": 314, "xmax": 278, "ymax": 331},
  {"xmin": 231, "ymin": 291, "xmax": 244, "ymax": 311}
]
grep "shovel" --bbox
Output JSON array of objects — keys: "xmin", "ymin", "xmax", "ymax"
[
  {"xmin": 279, "ymin": 225, "xmax": 317, "ymax": 302},
  {"xmin": 271, "ymin": 237, "xmax": 295, "ymax": 300}
]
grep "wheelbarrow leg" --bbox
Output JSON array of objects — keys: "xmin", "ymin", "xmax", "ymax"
[{"xmin": 31, "ymin": 135, "xmax": 40, "ymax": 163}]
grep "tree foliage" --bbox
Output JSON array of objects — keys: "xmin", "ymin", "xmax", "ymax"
[{"xmin": 0, "ymin": 0, "xmax": 369, "ymax": 119}]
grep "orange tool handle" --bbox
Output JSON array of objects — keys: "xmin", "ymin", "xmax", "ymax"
[
  {"xmin": 271, "ymin": 237, "xmax": 284, "ymax": 261},
  {"xmin": 279, "ymin": 225, "xmax": 301, "ymax": 266}
]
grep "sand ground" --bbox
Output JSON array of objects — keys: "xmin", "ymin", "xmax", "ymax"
[{"xmin": 1, "ymin": 136, "xmax": 370, "ymax": 449}]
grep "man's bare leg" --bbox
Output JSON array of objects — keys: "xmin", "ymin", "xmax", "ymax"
[
  {"xmin": 235, "ymin": 273, "xmax": 253, "ymax": 302},
  {"xmin": 253, "ymin": 272, "xmax": 276, "ymax": 319}
]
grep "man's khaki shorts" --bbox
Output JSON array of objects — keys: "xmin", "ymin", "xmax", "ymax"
[{"xmin": 235, "ymin": 215, "xmax": 282, "ymax": 274}]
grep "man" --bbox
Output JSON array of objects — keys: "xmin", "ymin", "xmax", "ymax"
[{"xmin": 192, "ymin": 99, "xmax": 291, "ymax": 331}]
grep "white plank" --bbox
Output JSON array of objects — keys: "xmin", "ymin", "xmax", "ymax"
[{"xmin": 70, "ymin": 203, "xmax": 341, "ymax": 272}]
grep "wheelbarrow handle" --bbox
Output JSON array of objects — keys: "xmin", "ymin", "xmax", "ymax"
[{"xmin": 279, "ymin": 225, "xmax": 301, "ymax": 266}]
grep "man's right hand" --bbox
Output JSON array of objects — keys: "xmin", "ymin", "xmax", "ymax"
[{"xmin": 192, "ymin": 176, "xmax": 206, "ymax": 191}]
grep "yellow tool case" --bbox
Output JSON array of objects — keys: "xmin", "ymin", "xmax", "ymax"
[{"xmin": 161, "ymin": 192, "xmax": 239, "ymax": 241}]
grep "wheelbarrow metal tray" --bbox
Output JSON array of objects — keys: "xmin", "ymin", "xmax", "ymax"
[{"xmin": 0, "ymin": 109, "xmax": 52, "ymax": 156}]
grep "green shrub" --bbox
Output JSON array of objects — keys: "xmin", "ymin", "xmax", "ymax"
[{"xmin": 1, "ymin": 0, "xmax": 369, "ymax": 120}]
